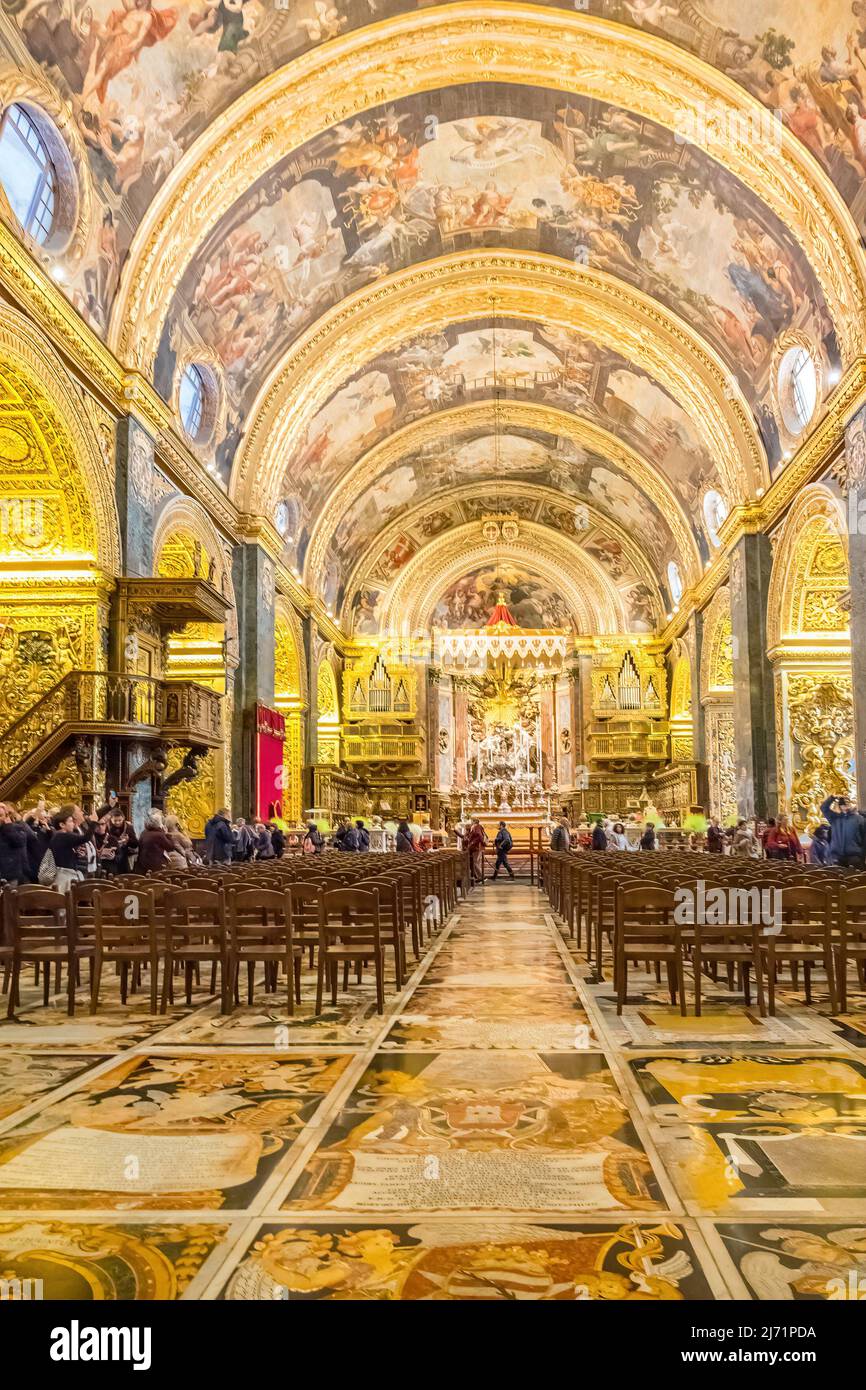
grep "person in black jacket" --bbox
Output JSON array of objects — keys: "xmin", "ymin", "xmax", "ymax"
[
  {"xmin": 95, "ymin": 808, "xmax": 138, "ymax": 874},
  {"xmin": 355, "ymin": 820, "xmax": 370, "ymax": 852},
  {"xmin": 0, "ymin": 804, "xmax": 31, "ymax": 884},
  {"xmin": 204, "ymin": 808, "xmax": 235, "ymax": 864},
  {"xmin": 47, "ymin": 805, "xmax": 96, "ymax": 890},
  {"xmin": 549, "ymin": 816, "xmax": 571, "ymax": 852},
  {"xmin": 395, "ymin": 820, "xmax": 415, "ymax": 852},
  {"xmin": 591, "ymin": 821, "xmax": 608, "ymax": 851},
  {"xmin": 269, "ymin": 823, "xmax": 285, "ymax": 858},
  {"xmin": 492, "ymin": 821, "xmax": 515, "ymax": 879}
]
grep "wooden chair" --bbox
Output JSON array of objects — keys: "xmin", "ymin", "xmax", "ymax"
[
  {"xmin": 614, "ymin": 883, "xmax": 685, "ymax": 1016},
  {"xmin": 90, "ymin": 886, "xmax": 160, "ymax": 1014},
  {"xmin": 225, "ymin": 886, "xmax": 302, "ymax": 1013},
  {"xmin": 316, "ymin": 887, "xmax": 384, "ymax": 1015},
  {"xmin": 691, "ymin": 914, "xmax": 765, "ymax": 1016},
  {"xmin": 836, "ymin": 883, "xmax": 866, "ymax": 1014},
  {"xmin": 161, "ymin": 887, "xmax": 230, "ymax": 1014},
  {"xmin": 364, "ymin": 877, "xmax": 405, "ymax": 988},
  {"xmin": 760, "ymin": 884, "xmax": 836, "ymax": 1015},
  {"xmin": 5, "ymin": 886, "xmax": 92, "ymax": 1017},
  {"xmin": 287, "ymin": 882, "xmax": 322, "ymax": 968}
]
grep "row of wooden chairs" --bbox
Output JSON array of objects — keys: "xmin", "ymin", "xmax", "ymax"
[
  {"xmin": 0, "ymin": 849, "xmax": 468, "ymax": 1018},
  {"xmin": 542, "ymin": 849, "xmax": 866, "ymax": 1016}
]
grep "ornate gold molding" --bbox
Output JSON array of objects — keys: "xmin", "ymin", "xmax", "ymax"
[
  {"xmin": 234, "ymin": 253, "xmax": 764, "ymax": 515},
  {"xmin": 109, "ymin": 4, "xmax": 866, "ymax": 372},
  {"xmin": 304, "ymin": 397, "xmax": 703, "ymax": 591}
]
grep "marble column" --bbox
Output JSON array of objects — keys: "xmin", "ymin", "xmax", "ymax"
[
  {"xmin": 844, "ymin": 408, "xmax": 866, "ymax": 797},
  {"xmin": 685, "ymin": 610, "xmax": 707, "ymax": 765},
  {"xmin": 539, "ymin": 678, "xmax": 555, "ymax": 788},
  {"xmin": 114, "ymin": 416, "xmax": 155, "ymax": 580},
  {"xmin": 230, "ymin": 544, "xmax": 275, "ymax": 815},
  {"xmin": 453, "ymin": 678, "xmax": 469, "ymax": 790},
  {"xmin": 729, "ymin": 532, "xmax": 777, "ymax": 819}
]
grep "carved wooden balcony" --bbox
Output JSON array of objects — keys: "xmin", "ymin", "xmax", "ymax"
[
  {"xmin": 342, "ymin": 733, "xmax": 425, "ymax": 763},
  {"xmin": 0, "ymin": 670, "xmax": 222, "ymax": 799}
]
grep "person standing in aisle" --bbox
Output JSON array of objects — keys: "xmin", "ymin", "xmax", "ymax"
[{"xmin": 492, "ymin": 820, "xmax": 515, "ymax": 879}]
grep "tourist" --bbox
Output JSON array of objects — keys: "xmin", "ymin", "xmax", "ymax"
[
  {"xmin": 549, "ymin": 815, "xmax": 571, "ymax": 852},
  {"xmin": 732, "ymin": 818, "xmax": 761, "ymax": 858},
  {"xmin": 591, "ymin": 820, "xmax": 608, "ymax": 851},
  {"xmin": 165, "ymin": 813, "xmax": 197, "ymax": 867},
  {"xmin": 609, "ymin": 821, "xmax": 628, "ymax": 850},
  {"xmin": 706, "ymin": 816, "xmax": 725, "ymax": 852},
  {"xmin": 341, "ymin": 821, "xmax": 361, "ymax": 851},
  {"xmin": 96, "ymin": 806, "xmax": 138, "ymax": 874},
  {"xmin": 333, "ymin": 820, "xmax": 349, "ymax": 850},
  {"xmin": 764, "ymin": 813, "xmax": 802, "ymax": 861},
  {"xmin": 136, "ymin": 811, "xmax": 178, "ymax": 873},
  {"xmin": 760, "ymin": 818, "xmax": 775, "ymax": 853},
  {"xmin": 466, "ymin": 818, "xmax": 487, "ymax": 881},
  {"xmin": 492, "ymin": 820, "xmax": 515, "ymax": 879},
  {"xmin": 639, "ymin": 823, "xmax": 657, "ymax": 850},
  {"xmin": 205, "ymin": 807, "xmax": 235, "ymax": 863},
  {"xmin": 45, "ymin": 805, "xmax": 96, "ymax": 891},
  {"xmin": 0, "ymin": 803, "xmax": 33, "ymax": 885},
  {"xmin": 820, "ymin": 794, "xmax": 866, "ymax": 866},
  {"xmin": 23, "ymin": 798, "xmax": 54, "ymax": 878},
  {"xmin": 302, "ymin": 822, "xmax": 324, "ymax": 854},
  {"xmin": 233, "ymin": 816, "xmax": 255, "ymax": 860},
  {"xmin": 270, "ymin": 822, "xmax": 285, "ymax": 857},
  {"xmin": 355, "ymin": 819, "xmax": 370, "ymax": 852},
  {"xmin": 396, "ymin": 819, "xmax": 416, "ymax": 853},
  {"xmin": 809, "ymin": 823, "xmax": 832, "ymax": 864},
  {"xmin": 253, "ymin": 820, "xmax": 275, "ymax": 858}
]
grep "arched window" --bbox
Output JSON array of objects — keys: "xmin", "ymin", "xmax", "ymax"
[
  {"xmin": 179, "ymin": 364, "xmax": 206, "ymax": 441},
  {"xmin": 0, "ymin": 103, "xmax": 57, "ymax": 244},
  {"xmin": 667, "ymin": 560, "xmax": 683, "ymax": 605},
  {"xmin": 778, "ymin": 346, "xmax": 818, "ymax": 437}
]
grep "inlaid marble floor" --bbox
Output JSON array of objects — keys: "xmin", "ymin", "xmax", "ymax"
[{"xmin": 1, "ymin": 883, "xmax": 864, "ymax": 1300}]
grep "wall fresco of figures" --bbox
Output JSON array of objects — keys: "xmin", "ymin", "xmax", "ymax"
[{"xmin": 150, "ymin": 85, "xmax": 836, "ymax": 480}]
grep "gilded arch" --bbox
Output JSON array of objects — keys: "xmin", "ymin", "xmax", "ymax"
[{"xmin": 766, "ymin": 485, "xmax": 849, "ymax": 652}]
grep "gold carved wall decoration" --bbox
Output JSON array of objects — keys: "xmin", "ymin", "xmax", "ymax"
[
  {"xmin": 316, "ymin": 658, "xmax": 341, "ymax": 766},
  {"xmin": 110, "ymin": 5, "xmax": 866, "ymax": 375},
  {"xmin": 165, "ymin": 747, "xmax": 215, "ymax": 839},
  {"xmin": 788, "ymin": 675, "xmax": 855, "ymax": 825},
  {"xmin": 700, "ymin": 587, "xmax": 733, "ymax": 696},
  {"xmin": 766, "ymin": 484, "xmax": 849, "ymax": 651},
  {"xmin": 234, "ymin": 253, "xmax": 764, "ymax": 517},
  {"xmin": 707, "ymin": 708, "xmax": 737, "ymax": 824},
  {"xmin": 0, "ymin": 306, "xmax": 120, "ymax": 573}
]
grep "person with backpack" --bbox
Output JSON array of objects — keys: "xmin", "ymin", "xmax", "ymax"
[
  {"xmin": 591, "ymin": 820, "xmax": 608, "ymax": 851},
  {"xmin": 640, "ymin": 824, "xmax": 657, "ymax": 850},
  {"xmin": 204, "ymin": 808, "xmax": 235, "ymax": 863},
  {"xmin": 395, "ymin": 820, "xmax": 416, "ymax": 852},
  {"xmin": 302, "ymin": 822, "xmax": 324, "ymax": 855},
  {"xmin": 355, "ymin": 819, "xmax": 370, "ymax": 852},
  {"xmin": 342, "ymin": 822, "xmax": 360, "ymax": 851},
  {"xmin": 492, "ymin": 820, "xmax": 515, "ymax": 879}
]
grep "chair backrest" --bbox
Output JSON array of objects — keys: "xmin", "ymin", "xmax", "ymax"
[
  {"xmin": 93, "ymin": 886, "xmax": 157, "ymax": 945},
  {"xmin": 226, "ymin": 886, "xmax": 292, "ymax": 944},
  {"xmin": 777, "ymin": 884, "xmax": 832, "ymax": 939},
  {"xmin": 840, "ymin": 883, "xmax": 866, "ymax": 937},
  {"xmin": 320, "ymin": 887, "xmax": 380, "ymax": 937},
  {"xmin": 615, "ymin": 882, "xmax": 679, "ymax": 940},
  {"xmin": 8, "ymin": 885, "xmax": 68, "ymax": 945},
  {"xmin": 164, "ymin": 886, "xmax": 225, "ymax": 942}
]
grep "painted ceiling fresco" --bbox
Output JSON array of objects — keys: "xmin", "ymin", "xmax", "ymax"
[
  {"xmin": 275, "ymin": 318, "xmax": 716, "ymax": 581},
  {"xmin": 152, "ymin": 84, "xmax": 835, "ymax": 479},
  {"xmin": 5, "ymin": 0, "xmax": 866, "ymax": 276},
  {"xmin": 428, "ymin": 562, "xmax": 577, "ymax": 630}
]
